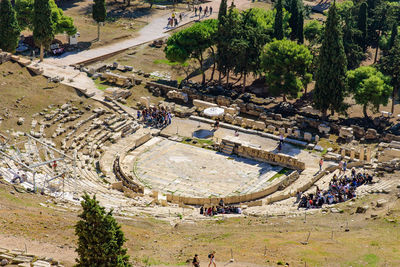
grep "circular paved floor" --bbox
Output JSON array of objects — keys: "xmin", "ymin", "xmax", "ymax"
[{"xmin": 135, "ymin": 139, "xmax": 283, "ymax": 198}]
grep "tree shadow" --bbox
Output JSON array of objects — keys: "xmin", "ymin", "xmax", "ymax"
[{"xmin": 57, "ymin": 0, "xmax": 85, "ymax": 11}]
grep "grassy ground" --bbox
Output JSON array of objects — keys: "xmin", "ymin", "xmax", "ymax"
[{"xmin": 0, "ymin": 176, "xmax": 400, "ymax": 267}]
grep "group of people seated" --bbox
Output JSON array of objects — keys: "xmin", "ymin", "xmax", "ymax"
[
  {"xmin": 199, "ymin": 199, "xmax": 242, "ymax": 216},
  {"xmin": 297, "ymin": 168, "xmax": 374, "ymax": 209},
  {"xmin": 137, "ymin": 106, "xmax": 172, "ymax": 128}
]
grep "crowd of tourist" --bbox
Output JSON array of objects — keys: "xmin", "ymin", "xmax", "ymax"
[
  {"xmin": 194, "ymin": 5, "xmax": 213, "ymax": 18},
  {"xmin": 167, "ymin": 12, "xmax": 182, "ymax": 28},
  {"xmin": 297, "ymin": 167, "xmax": 374, "ymax": 209},
  {"xmin": 199, "ymin": 199, "xmax": 242, "ymax": 216},
  {"xmin": 137, "ymin": 107, "xmax": 172, "ymax": 128}
]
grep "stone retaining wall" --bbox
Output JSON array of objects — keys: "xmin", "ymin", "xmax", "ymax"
[{"xmin": 164, "ymin": 171, "xmax": 299, "ymax": 206}]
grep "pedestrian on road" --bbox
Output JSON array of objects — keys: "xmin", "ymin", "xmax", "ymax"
[
  {"xmin": 179, "ymin": 13, "xmax": 182, "ymax": 21},
  {"xmin": 194, "ymin": 7, "xmax": 197, "ymax": 16},
  {"xmin": 137, "ymin": 110, "xmax": 141, "ymax": 121},
  {"xmin": 208, "ymin": 251, "xmax": 216, "ymax": 267},
  {"xmin": 210, "ymin": 6, "xmax": 213, "ymax": 15},
  {"xmin": 174, "ymin": 18, "xmax": 178, "ymax": 27},
  {"xmin": 199, "ymin": 6, "xmax": 202, "ymax": 18},
  {"xmin": 205, "ymin": 6, "xmax": 208, "ymax": 16},
  {"xmin": 319, "ymin": 158, "xmax": 324, "ymax": 171},
  {"xmin": 192, "ymin": 254, "xmax": 200, "ymax": 267}
]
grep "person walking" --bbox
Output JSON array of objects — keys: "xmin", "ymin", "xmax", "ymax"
[
  {"xmin": 319, "ymin": 158, "xmax": 324, "ymax": 171},
  {"xmin": 192, "ymin": 254, "xmax": 200, "ymax": 267},
  {"xmin": 208, "ymin": 251, "xmax": 216, "ymax": 267},
  {"xmin": 204, "ymin": 6, "xmax": 208, "ymax": 16},
  {"xmin": 199, "ymin": 6, "xmax": 202, "ymax": 18},
  {"xmin": 210, "ymin": 6, "xmax": 213, "ymax": 15},
  {"xmin": 194, "ymin": 6, "xmax": 197, "ymax": 16},
  {"xmin": 179, "ymin": 13, "xmax": 182, "ymax": 21}
]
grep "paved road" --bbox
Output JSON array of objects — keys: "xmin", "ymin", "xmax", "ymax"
[{"xmin": 45, "ymin": 6, "xmax": 219, "ymax": 67}]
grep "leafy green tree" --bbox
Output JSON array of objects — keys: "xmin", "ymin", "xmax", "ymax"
[
  {"xmin": 93, "ymin": 0, "xmax": 106, "ymax": 41},
  {"xmin": 75, "ymin": 193, "xmax": 131, "ymax": 267},
  {"xmin": 304, "ymin": 20, "xmax": 323, "ymax": 45},
  {"xmin": 357, "ymin": 2, "xmax": 368, "ymax": 51},
  {"xmin": 33, "ymin": 0, "xmax": 54, "ymax": 61},
  {"xmin": 165, "ymin": 19, "xmax": 218, "ymax": 84},
  {"xmin": 313, "ymin": 2, "xmax": 347, "ymax": 118},
  {"xmin": 274, "ymin": 0, "xmax": 284, "ymax": 40},
  {"xmin": 15, "ymin": 0, "xmax": 76, "ymax": 35},
  {"xmin": 346, "ymin": 66, "xmax": 392, "ymax": 118},
  {"xmin": 0, "ymin": 0, "xmax": 21, "ymax": 53},
  {"xmin": 260, "ymin": 39, "xmax": 312, "ymax": 101},
  {"xmin": 232, "ymin": 8, "xmax": 278, "ymax": 91},
  {"xmin": 379, "ymin": 38, "xmax": 400, "ymax": 113}
]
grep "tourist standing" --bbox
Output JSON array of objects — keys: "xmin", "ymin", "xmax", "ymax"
[
  {"xmin": 192, "ymin": 254, "xmax": 200, "ymax": 267},
  {"xmin": 208, "ymin": 251, "xmax": 216, "ymax": 267},
  {"xmin": 319, "ymin": 158, "xmax": 323, "ymax": 171}
]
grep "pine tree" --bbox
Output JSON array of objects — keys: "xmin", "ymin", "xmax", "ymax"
[
  {"xmin": 93, "ymin": 0, "xmax": 106, "ymax": 41},
  {"xmin": 288, "ymin": 0, "xmax": 299, "ymax": 41},
  {"xmin": 33, "ymin": 0, "xmax": 54, "ymax": 61},
  {"xmin": 357, "ymin": 2, "xmax": 368, "ymax": 51},
  {"xmin": 313, "ymin": 2, "xmax": 347, "ymax": 118},
  {"xmin": 0, "ymin": 0, "xmax": 21, "ymax": 52},
  {"xmin": 218, "ymin": 0, "xmax": 227, "ymax": 22},
  {"xmin": 75, "ymin": 193, "xmax": 131, "ymax": 267},
  {"xmin": 274, "ymin": 0, "xmax": 284, "ymax": 40}
]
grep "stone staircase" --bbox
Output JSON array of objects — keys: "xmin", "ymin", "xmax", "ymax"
[{"xmin": 220, "ymin": 140, "xmax": 235, "ymax": 155}]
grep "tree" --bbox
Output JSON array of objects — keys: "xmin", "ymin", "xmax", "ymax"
[
  {"xmin": 313, "ymin": 2, "xmax": 347, "ymax": 118},
  {"xmin": 0, "ymin": 0, "xmax": 21, "ymax": 53},
  {"xmin": 388, "ymin": 23, "xmax": 398, "ymax": 50},
  {"xmin": 336, "ymin": 0, "xmax": 364, "ymax": 69},
  {"xmin": 357, "ymin": 2, "xmax": 368, "ymax": 51},
  {"xmin": 218, "ymin": 0, "xmax": 227, "ymax": 21},
  {"xmin": 260, "ymin": 39, "xmax": 312, "ymax": 101},
  {"xmin": 15, "ymin": 0, "xmax": 76, "ymax": 35},
  {"xmin": 346, "ymin": 66, "xmax": 392, "ymax": 118},
  {"xmin": 165, "ymin": 19, "xmax": 218, "ymax": 84},
  {"xmin": 379, "ymin": 38, "xmax": 400, "ymax": 113},
  {"xmin": 93, "ymin": 0, "xmax": 106, "ymax": 41},
  {"xmin": 304, "ymin": 20, "xmax": 323, "ymax": 45},
  {"xmin": 297, "ymin": 3, "xmax": 304, "ymax": 44},
  {"xmin": 274, "ymin": 0, "xmax": 284, "ymax": 40},
  {"xmin": 75, "ymin": 193, "xmax": 131, "ymax": 267},
  {"xmin": 288, "ymin": 0, "xmax": 299, "ymax": 41},
  {"xmin": 33, "ymin": 0, "xmax": 54, "ymax": 61}
]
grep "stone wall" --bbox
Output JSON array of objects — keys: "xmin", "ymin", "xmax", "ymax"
[
  {"xmin": 164, "ymin": 171, "xmax": 299, "ymax": 205},
  {"xmin": 225, "ymin": 140, "xmax": 306, "ymax": 171}
]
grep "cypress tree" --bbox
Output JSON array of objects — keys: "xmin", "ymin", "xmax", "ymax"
[
  {"xmin": 93, "ymin": 0, "xmax": 106, "ymax": 41},
  {"xmin": 357, "ymin": 2, "xmax": 368, "ymax": 51},
  {"xmin": 313, "ymin": 2, "xmax": 347, "ymax": 118},
  {"xmin": 297, "ymin": 4, "xmax": 304, "ymax": 44},
  {"xmin": 0, "ymin": 0, "xmax": 21, "ymax": 53},
  {"xmin": 33, "ymin": 0, "xmax": 54, "ymax": 61},
  {"xmin": 75, "ymin": 193, "xmax": 131, "ymax": 267},
  {"xmin": 388, "ymin": 23, "xmax": 398, "ymax": 50},
  {"xmin": 288, "ymin": 0, "xmax": 299, "ymax": 41},
  {"xmin": 218, "ymin": 0, "xmax": 227, "ymax": 22},
  {"xmin": 274, "ymin": 0, "xmax": 284, "ymax": 40}
]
